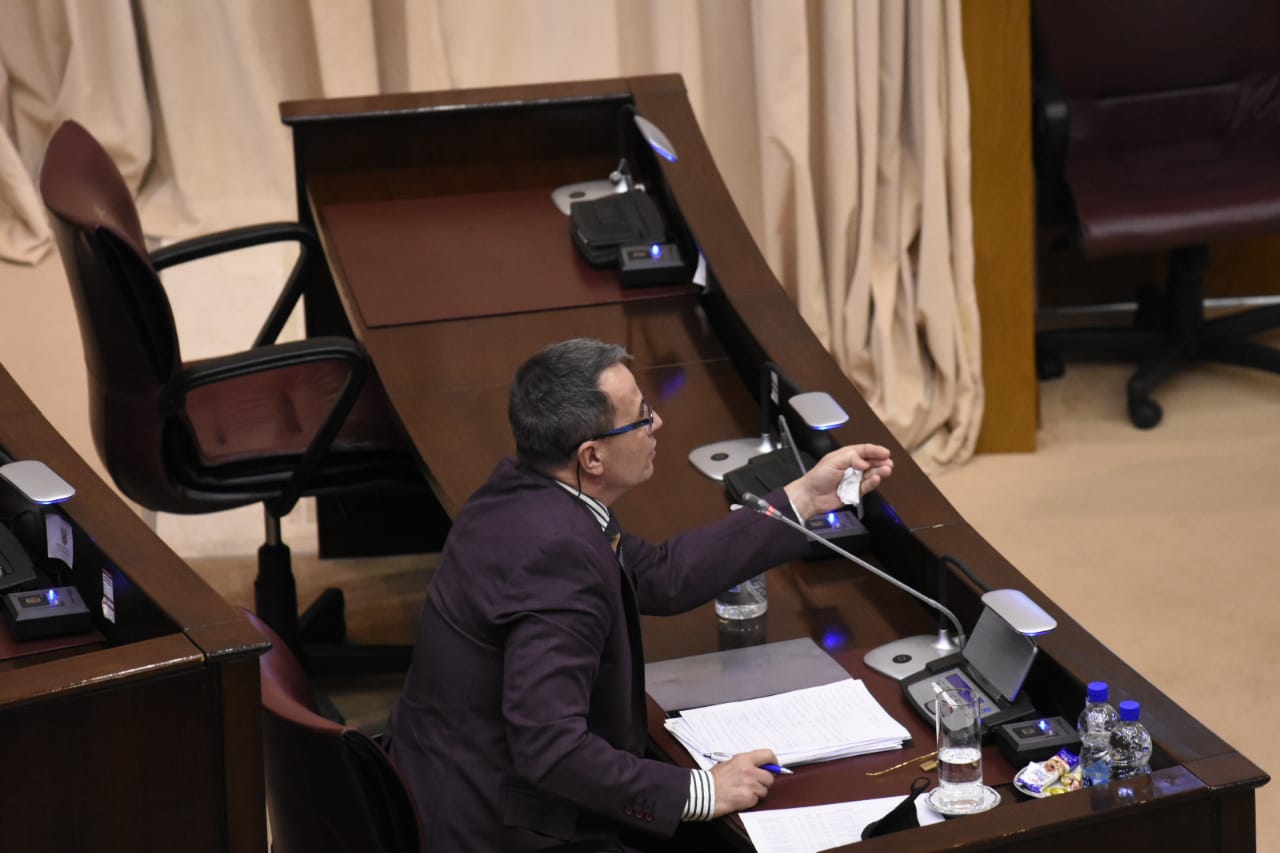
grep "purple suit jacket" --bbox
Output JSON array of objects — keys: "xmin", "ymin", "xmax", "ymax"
[{"xmin": 387, "ymin": 458, "xmax": 806, "ymax": 852}]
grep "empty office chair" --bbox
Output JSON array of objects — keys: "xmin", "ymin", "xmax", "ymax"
[
  {"xmin": 1032, "ymin": 0, "xmax": 1280, "ymax": 428},
  {"xmin": 39, "ymin": 119, "xmax": 429, "ymax": 673},
  {"xmin": 245, "ymin": 609, "xmax": 423, "ymax": 853}
]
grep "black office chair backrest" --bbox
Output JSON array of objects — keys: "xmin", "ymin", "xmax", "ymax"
[
  {"xmin": 39, "ymin": 120, "xmax": 184, "ymax": 495},
  {"xmin": 245, "ymin": 609, "xmax": 423, "ymax": 853}
]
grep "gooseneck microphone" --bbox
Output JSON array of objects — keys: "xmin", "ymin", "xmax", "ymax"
[{"xmin": 740, "ymin": 492, "xmax": 967, "ymax": 649}]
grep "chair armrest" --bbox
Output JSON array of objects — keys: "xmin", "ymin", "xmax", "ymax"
[
  {"xmin": 176, "ymin": 336, "xmax": 363, "ymax": 390},
  {"xmin": 150, "ymin": 222, "xmax": 321, "ymax": 349},
  {"xmin": 174, "ymin": 336, "xmax": 369, "ymax": 517},
  {"xmin": 149, "ymin": 222, "xmax": 317, "ymax": 268}
]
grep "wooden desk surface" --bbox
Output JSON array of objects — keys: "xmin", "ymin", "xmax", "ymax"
[
  {"xmin": 319, "ymin": 185, "xmax": 695, "ymax": 327},
  {"xmin": 0, "ymin": 367, "xmax": 268, "ymax": 852},
  {"xmin": 282, "ymin": 75, "xmax": 1267, "ymax": 852}
]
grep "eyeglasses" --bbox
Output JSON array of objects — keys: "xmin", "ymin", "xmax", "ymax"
[{"xmin": 590, "ymin": 401, "xmax": 656, "ymax": 440}]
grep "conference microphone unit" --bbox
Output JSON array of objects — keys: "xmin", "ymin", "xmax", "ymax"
[{"xmin": 739, "ymin": 492, "xmax": 967, "ymax": 652}]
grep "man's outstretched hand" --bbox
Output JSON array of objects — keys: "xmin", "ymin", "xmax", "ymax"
[{"xmin": 784, "ymin": 443, "xmax": 894, "ymax": 521}]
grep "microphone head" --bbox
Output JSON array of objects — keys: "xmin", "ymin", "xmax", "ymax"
[
  {"xmin": 739, "ymin": 492, "xmax": 770, "ymax": 513},
  {"xmin": 634, "ymin": 114, "xmax": 678, "ymax": 162}
]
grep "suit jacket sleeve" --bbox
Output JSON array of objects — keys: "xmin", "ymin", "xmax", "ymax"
[{"xmin": 625, "ymin": 486, "xmax": 807, "ymax": 615}]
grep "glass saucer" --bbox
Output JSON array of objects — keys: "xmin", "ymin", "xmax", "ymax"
[{"xmin": 925, "ymin": 784, "xmax": 1002, "ymax": 816}]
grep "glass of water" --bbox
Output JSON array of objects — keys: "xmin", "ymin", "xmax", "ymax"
[
  {"xmin": 931, "ymin": 687, "xmax": 987, "ymax": 812},
  {"xmin": 714, "ymin": 572, "xmax": 767, "ymax": 620}
]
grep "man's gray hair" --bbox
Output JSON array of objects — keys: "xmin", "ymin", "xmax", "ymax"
[{"xmin": 509, "ymin": 338, "xmax": 630, "ymax": 471}]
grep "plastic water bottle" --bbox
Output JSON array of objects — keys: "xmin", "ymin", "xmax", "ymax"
[
  {"xmin": 1110, "ymin": 700, "xmax": 1152, "ymax": 780},
  {"xmin": 1076, "ymin": 681, "xmax": 1119, "ymax": 786},
  {"xmin": 715, "ymin": 573, "xmax": 767, "ymax": 619}
]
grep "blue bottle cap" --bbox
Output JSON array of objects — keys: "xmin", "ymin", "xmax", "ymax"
[
  {"xmin": 1087, "ymin": 681, "xmax": 1109, "ymax": 703},
  {"xmin": 1119, "ymin": 700, "xmax": 1141, "ymax": 721}
]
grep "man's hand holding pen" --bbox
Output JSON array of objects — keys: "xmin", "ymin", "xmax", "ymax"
[{"xmin": 708, "ymin": 749, "xmax": 786, "ymax": 817}]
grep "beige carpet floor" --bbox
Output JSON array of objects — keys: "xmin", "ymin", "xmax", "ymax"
[{"xmin": 3, "ymin": 254, "xmax": 1275, "ymax": 848}]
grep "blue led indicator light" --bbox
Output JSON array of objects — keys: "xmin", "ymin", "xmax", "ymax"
[
  {"xmin": 46, "ymin": 589, "xmax": 59, "ymax": 605},
  {"xmin": 649, "ymin": 243, "xmax": 662, "ymax": 259},
  {"xmin": 1038, "ymin": 718, "xmax": 1051, "ymax": 732},
  {"xmin": 819, "ymin": 628, "xmax": 846, "ymax": 651}
]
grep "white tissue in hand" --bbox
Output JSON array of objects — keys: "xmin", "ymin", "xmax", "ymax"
[{"xmin": 837, "ymin": 467, "xmax": 862, "ymax": 506}]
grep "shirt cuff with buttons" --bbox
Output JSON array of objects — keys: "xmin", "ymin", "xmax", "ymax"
[{"xmin": 682, "ymin": 769, "xmax": 715, "ymax": 821}]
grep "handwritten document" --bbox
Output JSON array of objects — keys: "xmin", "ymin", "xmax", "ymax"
[{"xmin": 664, "ymin": 678, "xmax": 910, "ymax": 769}]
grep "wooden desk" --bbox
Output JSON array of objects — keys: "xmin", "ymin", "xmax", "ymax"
[
  {"xmin": 650, "ymin": 520, "xmax": 1268, "ymax": 852},
  {"xmin": 0, "ymin": 368, "xmax": 268, "ymax": 852},
  {"xmin": 281, "ymin": 75, "xmax": 1266, "ymax": 852},
  {"xmin": 646, "ymin": 648, "xmax": 1020, "ymax": 844}
]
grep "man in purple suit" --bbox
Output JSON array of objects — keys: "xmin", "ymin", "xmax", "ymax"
[{"xmin": 388, "ymin": 338, "xmax": 894, "ymax": 852}]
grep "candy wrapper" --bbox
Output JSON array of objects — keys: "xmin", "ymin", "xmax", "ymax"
[
  {"xmin": 837, "ymin": 467, "xmax": 862, "ymax": 506},
  {"xmin": 1042, "ymin": 764, "xmax": 1084, "ymax": 796},
  {"xmin": 1015, "ymin": 748, "xmax": 1081, "ymax": 795}
]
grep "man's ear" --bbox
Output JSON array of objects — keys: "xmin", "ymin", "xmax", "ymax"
[{"xmin": 578, "ymin": 440, "xmax": 605, "ymax": 477}]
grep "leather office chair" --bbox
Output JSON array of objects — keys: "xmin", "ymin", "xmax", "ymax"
[
  {"xmin": 39, "ymin": 119, "xmax": 428, "ymax": 673},
  {"xmin": 245, "ymin": 609, "xmax": 423, "ymax": 853},
  {"xmin": 1032, "ymin": 0, "xmax": 1280, "ymax": 428}
]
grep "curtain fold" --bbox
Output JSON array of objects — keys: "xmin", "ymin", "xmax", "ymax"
[
  {"xmin": 0, "ymin": 0, "xmax": 151, "ymax": 262},
  {"xmin": 0, "ymin": 0, "xmax": 981, "ymax": 469}
]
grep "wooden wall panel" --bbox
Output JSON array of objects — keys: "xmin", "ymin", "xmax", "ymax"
[{"xmin": 962, "ymin": 0, "xmax": 1038, "ymax": 452}]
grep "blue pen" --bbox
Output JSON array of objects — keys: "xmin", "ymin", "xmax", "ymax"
[{"xmin": 704, "ymin": 751, "xmax": 794, "ymax": 775}]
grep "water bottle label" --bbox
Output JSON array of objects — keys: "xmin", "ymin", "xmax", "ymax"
[{"xmin": 1081, "ymin": 760, "xmax": 1110, "ymax": 787}]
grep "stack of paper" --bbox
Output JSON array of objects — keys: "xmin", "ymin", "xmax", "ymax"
[
  {"xmin": 664, "ymin": 678, "xmax": 911, "ymax": 770},
  {"xmin": 739, "ymin": 796, "xmax": 944, "ymax": 853}
]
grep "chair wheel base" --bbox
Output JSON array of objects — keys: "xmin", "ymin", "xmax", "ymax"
[
  {"xmin": 254, "ymin": 547, "xmax": 412, "ymax": 677},
  {"xmin": 1036, "ymin": 347, "xmax": 1066, "ymax": 380},
  {"xmin": 1133, "ymin": 282, "xmax": 1169, "ymax": 330},
  {"xmin": 300, "ymin": 587, "xmax": 347, "ymax": 645},
  {"xmin": 1128, "ymin": 396, "xmax": 1162, "ymax": 429},
  {"xmin": 302, "ymin": 643, "xmax": 414, "ymax": 679}
]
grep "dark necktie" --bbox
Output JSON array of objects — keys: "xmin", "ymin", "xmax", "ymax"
[
  {"xmin": 605, "ymin": 514, "xmax": 623, "ymax": 565},
  {"xmin": 606, "ymin": 513, "xmax": 646, "ymax": 739}
]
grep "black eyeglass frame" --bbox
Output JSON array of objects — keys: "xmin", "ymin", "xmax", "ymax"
[{"xmin": 589, "ymin": 401, "xmax": 656, "ymax": 441}]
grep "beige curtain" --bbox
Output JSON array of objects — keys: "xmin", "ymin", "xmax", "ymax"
[{"xmin": 0, "ymin": 0, "xmax": 980, "ymax": 470}]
